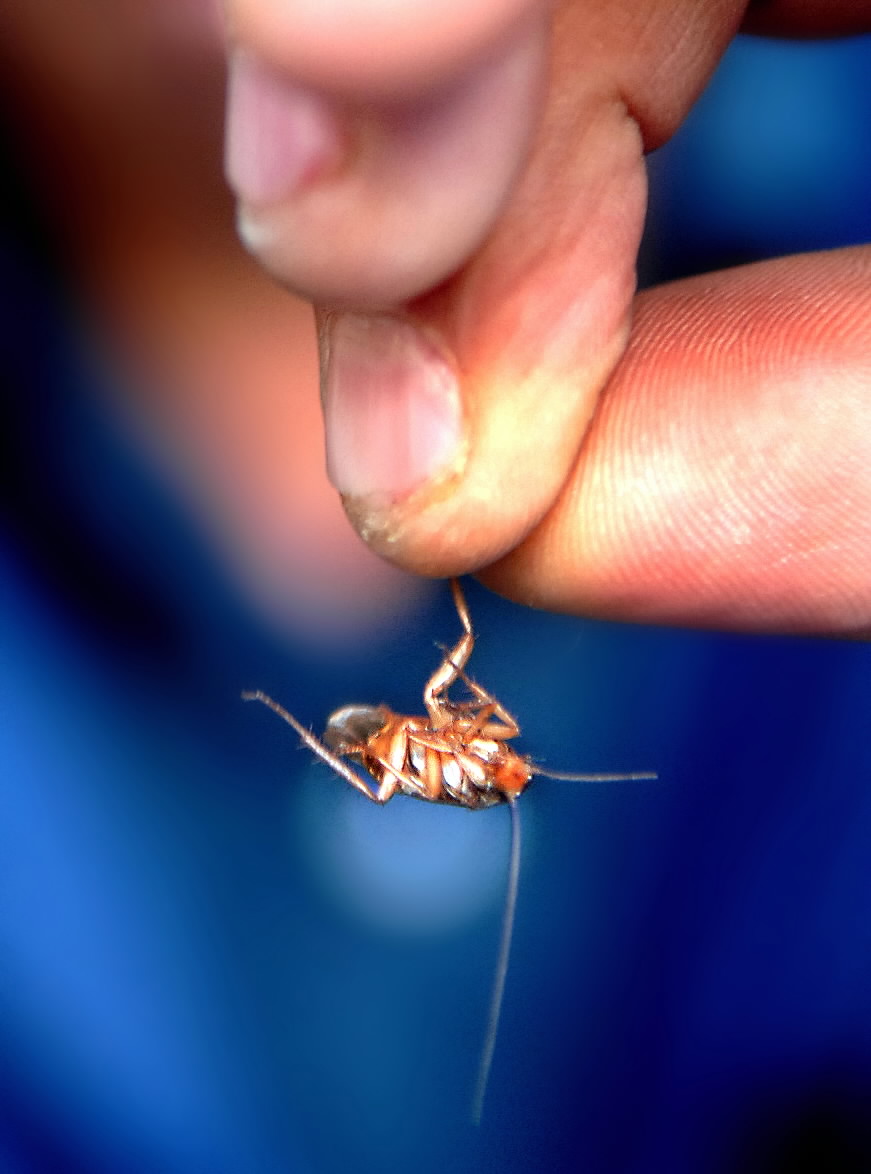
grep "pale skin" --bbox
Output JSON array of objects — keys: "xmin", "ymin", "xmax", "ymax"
[
  {"xmin": 1, "ymin": 0, "xmax": 421, "ymax": 639},
  {"xmin": 224, "ymin": 0, "xmax": 871, "ymax": 635}
]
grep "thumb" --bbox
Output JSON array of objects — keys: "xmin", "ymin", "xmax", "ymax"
[
  {"xmin": 224, "ymin": 0, "xmax": 550, "ymax": 306},
  {"xmin": 319, "ymin": 0, "xmax": 745, "ymax": 575}
]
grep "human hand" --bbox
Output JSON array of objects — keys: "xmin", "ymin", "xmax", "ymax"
[{"xmin": 223, "ymin": 0, "xmax": 871, "ymax": 633}]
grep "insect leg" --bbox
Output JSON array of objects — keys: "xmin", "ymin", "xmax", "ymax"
[
  {"xmin": 448, "ymin": 663, "xmax": 521, "ymax": 740},
  {"xmin": 370, "ymin": 722, "xmax": 415, "ymax": 803},
  {"xmin": 364, "ymin": 752, "xmax": 434, "ymax": 801},
  {"xmin": 423, "ymin": 579, "xmax": 474, "ymax": 725},
  {"xmin": 242, "ymin": 690, "xmax": 383, "ymax": 803}
]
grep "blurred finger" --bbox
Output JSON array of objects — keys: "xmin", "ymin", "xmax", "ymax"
[
  {"xmin": 226, "ymin": 0, "xmax": 545, "ymax": 95},
  {"xmin": 224, "ymin": 20, "xmax": 548, "ymax": 306}
]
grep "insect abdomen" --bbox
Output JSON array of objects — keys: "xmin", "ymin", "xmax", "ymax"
[{"xmin": 359, "ymin": 719, "xmax": 526, "ymax": 809}]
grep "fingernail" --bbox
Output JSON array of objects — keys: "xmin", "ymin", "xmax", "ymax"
[
  {"xmin": 224, "ymin": 50, "xmax": 342, "ymax": 206},
  {"xmin": 322, "ymin": 315, "xmax": 464, "ymax": 504}
]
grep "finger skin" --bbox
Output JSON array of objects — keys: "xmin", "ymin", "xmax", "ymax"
[
  {"xmin": 231, "ymin": 15, "xmax": 549, "ymax": 307},
  {"xmin": 333, "ymin": 0, "xmax": 747, "ymax": 567},
  {"xmin": 223, "ymin": 0, "xmax": 744, "ymax": 307},
  {"xmin": 483, "ymin": 247, "xmax": 871, "ymax": 635},
  {"xmin": 226, "ymin": 0, "xmax": 545, "ymax": 98},
  {"xmin": 228, "ymin": 1, "xmax": 871, "ymax": 635}
]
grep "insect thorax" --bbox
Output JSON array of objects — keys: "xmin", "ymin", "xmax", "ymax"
[{"xmin": 323, "ymin": 703, "xmax": 391, "ymax": 753}]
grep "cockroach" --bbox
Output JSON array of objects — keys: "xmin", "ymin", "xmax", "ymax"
[{"xmin": 243, "ymin": 578, "xmax": 656, "ymax": 1122}]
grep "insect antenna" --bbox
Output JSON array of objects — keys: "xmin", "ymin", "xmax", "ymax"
[
  {"xmin": 534, "ymin": 767, "xmax": 658, "ymax": 783},
  {"xmin": 469, "ymin": 767, "xmax": 656, "ymax": 1120},
  {"xmin": 241, "ymin": 690, "xmax": 381, "ymax": 803},
  {"xmin": 471, "ymin": 798, "xmax": 522, "ymax": 1125}
]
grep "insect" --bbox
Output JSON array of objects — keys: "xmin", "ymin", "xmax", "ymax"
[{"xmin": 243, "ymin": 578, "xmax": 656, "ymax": 1121}]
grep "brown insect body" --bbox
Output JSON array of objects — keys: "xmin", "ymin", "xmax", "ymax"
[
  {"xmin": 244, "ymin": 578, "xmax": 557, "ymax": 811},
  {"xmin": 243, "ymin": 577, "xmax": 656, "ymax": 1122},
  {"xmin": 323, "ymin": 702, "xmax": 532, "ymax": 811}
]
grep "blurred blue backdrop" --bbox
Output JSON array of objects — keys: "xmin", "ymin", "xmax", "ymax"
[{"xmin": 3, "ymin": 29, "xmax": 871, "ymax": 1174}]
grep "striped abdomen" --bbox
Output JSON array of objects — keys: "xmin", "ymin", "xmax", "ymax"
[{"xmin": 324, "ymin": 704, "xmax": 533, "ymax": 809}]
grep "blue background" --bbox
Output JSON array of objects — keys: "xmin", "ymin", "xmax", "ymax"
[{"xmin": 3, "ymin": 32, "xmax": 871, "ymax": 1174}]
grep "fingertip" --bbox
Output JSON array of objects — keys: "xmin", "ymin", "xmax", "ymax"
[
  {"xmin": 313, "ymin": 90, "xmax": 649, "ymax": 577},
  {"xmin": 226, "ymin": 0, "xmax": 547, "ymax": 98},
  {"xmin": 224, "ymin": 16, "xmax": 548, "ymax": 307},
  {"xmin": 326, "ymin": 318, "xmax": 633, "ymax": 580},
  {"xmin": 321, "ymin": 313, "xmax": 467, "ymax": 505},
  {"xmin": 224, "ymin": 50, "xmax": 346, "ymax": 207}
]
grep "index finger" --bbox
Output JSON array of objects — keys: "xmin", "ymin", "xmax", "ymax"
[{"xmin": 485, "ymin": 247, "xmax": 871, "ymax": 635}]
